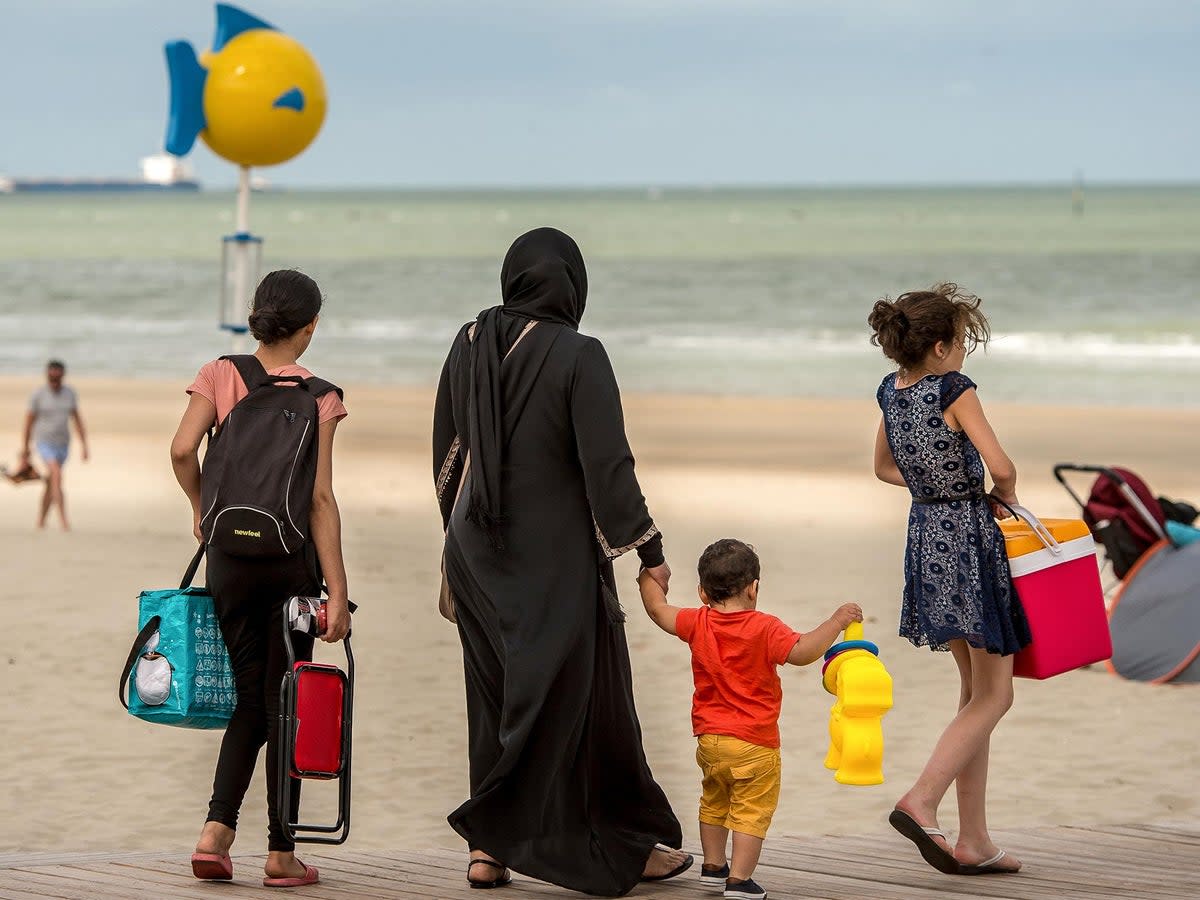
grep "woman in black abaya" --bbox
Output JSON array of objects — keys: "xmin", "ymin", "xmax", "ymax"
[{"xmin": 433, "ymin": 228, "xmax": 690, "ymax": 896}]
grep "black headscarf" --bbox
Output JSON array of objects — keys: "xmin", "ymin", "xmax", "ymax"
[{"xmin": 465, "ymin": 228, "xmax": 588, "ymax": 547}]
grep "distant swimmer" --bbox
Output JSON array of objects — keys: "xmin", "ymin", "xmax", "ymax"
[{"xmin": 21, "ymin": 359, "xmax": 89, "ymax": 530}]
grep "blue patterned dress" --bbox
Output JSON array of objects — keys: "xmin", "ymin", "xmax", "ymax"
[{"xmin": 877, "ymin": 371, "xmax": 1031, "ymax": 655}]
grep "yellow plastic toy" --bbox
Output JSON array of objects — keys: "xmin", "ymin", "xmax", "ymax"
[
  {"xmin": 164, "ymin": 4, "xmax": 327, "ymax": 167},
  {"xmin": 821, "ymin": 622, "xmax": 893, "ymax": 786}
]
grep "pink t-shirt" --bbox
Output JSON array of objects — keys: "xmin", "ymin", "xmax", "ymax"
[{"xmin": 186, "ymin": 359, "xmax": 348, "ymax": 426}]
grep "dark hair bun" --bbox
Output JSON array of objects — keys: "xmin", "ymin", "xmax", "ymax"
[
  {"xmin": 247, "ymin": 308, "xmax": 292, "ymax": 343},
  {"xmin": 868, "ymin": 284, "xmax": 990, "ymax": 370},
  {"xmin": 867, "ymin": 299, "xmax": 914, "ymax": 365},
  {"xmin": 248, "ymin": 269, "xmax": 324, "ymax": 345}
]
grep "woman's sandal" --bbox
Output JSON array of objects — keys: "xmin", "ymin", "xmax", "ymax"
[
  {"xmin": 263, "ymin": 863, "xmax": 320, "ymax": 887},
  {"xmin": 888, "ymin": 809, "xmax": 960, "ymax": 875},
  {"xmin": 958, "ymin": 849, "xmax": 1018, "ymax": 876},
  {"xmin": 467, "ymin": 859, "xmax": 512, "ymax": 889},
  {"xmin": 640, "ymin": 845, "xmax": 696, "ymax": 882},
  {"xmin": 190, "ymin": 852, "xmax": 233, "ymax": 881}
]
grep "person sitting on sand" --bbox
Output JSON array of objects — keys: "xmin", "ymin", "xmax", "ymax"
[
  {"xmin": 638, "ymin": 538, "xmax": 863, "ymax": 900},
  {"xmin": 20, "ymin": 360, "xmax": 88, "ymax": 530},
  {"xmin": 868, "ymin": 284, "xmax": 1029, "ymax": 876}
]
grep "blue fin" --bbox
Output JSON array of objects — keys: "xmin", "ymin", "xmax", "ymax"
[
  {"xmin": 213, "ymin": 3, "xmax": 276, "ymax": 52},
  {"xmin": 272, "ymin": 87, "xmax": 305, "ymax": 112},
  {"xmin": 163, "ymin": 41, "xmax": 208, "ymax": 156}
]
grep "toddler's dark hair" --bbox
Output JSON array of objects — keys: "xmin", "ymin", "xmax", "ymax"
[
  {"xmin": 698, "ymin": 539, "xmax": 761, "ymax": 603},
  {"xmin": 46, "ymin": 359, "xmax": 65, "ymax": 372},
  {"xmin": 248, "ymin": 269, "xmax": 323, "ymax": 345},
  {"xmin": 867, "ymin": 282, "xmax": 990, "ymax": 371}
]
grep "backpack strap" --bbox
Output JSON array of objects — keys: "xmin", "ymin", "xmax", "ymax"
[
  {"xmin": 118, "ymin": 615, "xmax": 162, "ymax": 710},
  {"xmin": 220, "ymin": 354, "xmax": 272, "ymax": 391},
  {"xmin": 304, "ymin": 377, "xmax": 344, "ymax": 402}
]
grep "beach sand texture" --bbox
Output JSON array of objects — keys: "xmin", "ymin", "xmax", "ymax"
[{"xmin": 2, "ymin": 377, "xmax": 1198, "ymax": 855}]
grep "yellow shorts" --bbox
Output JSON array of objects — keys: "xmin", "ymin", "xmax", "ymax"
[{"xmin": 695, "ymin": 734, "xmax": 782, "ymax": 839}]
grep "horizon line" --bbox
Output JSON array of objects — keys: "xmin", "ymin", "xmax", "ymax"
[{"xmin": 194, "ymin": 178, "xmax": 1200, "ymax": 193}]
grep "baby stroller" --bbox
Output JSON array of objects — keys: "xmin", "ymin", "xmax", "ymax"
[{"xmin": 1054, "ymin": 464, "xmax": 1200, "ymax": 684}]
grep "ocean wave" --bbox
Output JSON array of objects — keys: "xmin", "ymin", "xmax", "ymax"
[
  {"xmin": 627, "ymin": 328, "xmax": 1200, "ymax": 365},
  {"xmin": 0, "ymin": 313, "xmax": 204, "ymax": 336},
  {"xmin": 993, "ymin": 332, "xmax": 1200, "ymax": 362}
]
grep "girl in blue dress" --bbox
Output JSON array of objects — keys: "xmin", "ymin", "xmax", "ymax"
[{"xmin": 869, "ymin": 283, "xmax": 1030, "ymax": 878}]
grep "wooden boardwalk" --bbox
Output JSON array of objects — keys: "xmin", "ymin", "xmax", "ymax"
[{"xmin": 1, "ymin": 823, "xmax": 1196, "ymax": 900}]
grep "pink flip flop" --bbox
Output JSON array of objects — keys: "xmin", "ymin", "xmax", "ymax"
[
  {"xmin": 191, "ymin": 852, "xmax": 233, "ymax": 881},
  {"xmin": 263, "ymin": 863, "xmax": 320, "ymax": 888}
]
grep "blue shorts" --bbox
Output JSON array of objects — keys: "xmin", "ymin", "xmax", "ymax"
[{"xmin": 36, "ymin": 442, "xmax": 68, "ymax": 465}]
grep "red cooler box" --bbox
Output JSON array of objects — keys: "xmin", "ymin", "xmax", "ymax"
[{"xmin": 1001, "ymin": 509, "xmax": 1111, "ymax": 679}]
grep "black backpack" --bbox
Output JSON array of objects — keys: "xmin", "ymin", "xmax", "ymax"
[{"xmin": 199, "ymin": 355, "xmax": 342, "ymax": 558}]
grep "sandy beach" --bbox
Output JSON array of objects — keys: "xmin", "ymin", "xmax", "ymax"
[{"xmin": 2, "ymin": 375, "xmax": 1198, "ymax": 857}]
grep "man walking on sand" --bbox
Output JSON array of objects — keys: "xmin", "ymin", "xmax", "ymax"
[{"xmin": 21, "ymin": 360, "xmax": 88, "ymax": 530}]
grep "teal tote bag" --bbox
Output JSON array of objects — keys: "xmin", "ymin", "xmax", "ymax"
[{"xmin": 118, "ymin": 545, "xmax": 235, "ymax": 729}]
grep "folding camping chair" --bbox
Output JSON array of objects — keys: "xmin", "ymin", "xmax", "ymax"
[{"xmin": 277, "ymin": 597, "xmax": 354, "ymax": 845}]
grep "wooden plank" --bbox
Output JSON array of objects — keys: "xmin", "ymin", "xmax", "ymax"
[
  {"xmin": 110, "ymin": 856, "xmax": 444, "ymax": 900},
  {"xmin": 412, "ymin": 843, "xmax": 981, "ymax": 900},
  {"xmin": 1075, "ymin": 823, "xmax": 1200, "ymax": 847},
  {"xmin": 0, "ymin": 849, "xmax": 169, "ymax": 868},
  {"xmin": 758, "ymin": 856, "xmax": 1057, "ymax": 900},
  {"xmin": 355, "ymin": 850, "xmax": 612, "ymax": 899},
  {"xmin": 20, "ymin": 860, "xmax": 251, "ymax": 900},
  {"xmin": 836, "ymin": 833, "xmax": 1197, "ymax": 899},
  {"xmin": 768, "ymin": 832, "xmax": 1196, "ymax": 900},
  {"xmin": 0, "ymin": 868, "xmax": 163, "ymax": 900},
  {"xmin": 763, "ymin": 840, "xmax": 1128, "ymax": 897},
  {"xmin": 1002, "ymin": 827, "xmax": 1198, "ymax": 872},
  {"xmin": 2, "ymin": 824, "xmax": 1199, "ymax": 900},
  {"xmin": 292, "ymin": 853, "xmax": 479, "ymax": 900}
]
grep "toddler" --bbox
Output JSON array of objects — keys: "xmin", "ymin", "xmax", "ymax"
[{"xmin": 639, "ymin": 538, "xmax": 861, "ymax": 900}]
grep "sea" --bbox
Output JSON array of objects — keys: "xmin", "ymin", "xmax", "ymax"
[{"xmin": 1, "ymin": 185, "xmax": 1197, "ymax": 407}]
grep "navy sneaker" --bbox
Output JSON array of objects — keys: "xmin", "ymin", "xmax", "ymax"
[
  {"xmin": 700, "ymin": 864, "xmax": 730, "ymax": 887},
  {"xmin": 724, "ymin": 878, "xmax": 767, "ymax": 900}
]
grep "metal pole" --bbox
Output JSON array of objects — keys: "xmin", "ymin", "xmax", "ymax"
[{"xmin": 232, "ymin": 166, "xmax": 252, "ymax": 354}]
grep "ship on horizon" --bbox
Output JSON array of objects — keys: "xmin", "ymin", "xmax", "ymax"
[{"xmin": 0, "ymin": 154, "xmax": 201, "ymax": 194}]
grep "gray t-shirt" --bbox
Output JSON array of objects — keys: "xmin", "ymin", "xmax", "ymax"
[{"xmin": 30, "ymin": 385, "xmax": 77, "ymax": 447}]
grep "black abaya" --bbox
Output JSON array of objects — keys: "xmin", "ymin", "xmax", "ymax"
[{"xmin": 432, "ymin": 231, "xmax": 680, "ymax": 896}]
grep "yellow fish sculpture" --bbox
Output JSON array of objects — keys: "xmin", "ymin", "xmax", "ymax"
[{"xmin": 165, "ymin": 3, "xmax": 326, "ymax": 168}]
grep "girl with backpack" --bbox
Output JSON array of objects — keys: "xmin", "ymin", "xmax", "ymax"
[{"xmin": 170, "ymin": 269, "xmax": 350, "ymax": 888}]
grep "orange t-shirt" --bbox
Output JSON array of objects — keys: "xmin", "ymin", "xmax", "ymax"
[
  {"xmin": 186, "ymin": 359, "xmax": 348, "ymax": 426},
  {"xmin": 675, "ymin": 606, "xmax": 802, "ymax": 749}
]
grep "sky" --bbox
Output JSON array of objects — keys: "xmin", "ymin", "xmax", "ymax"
[{"xmin": 1, "ymin": 1, "xmax": 1197, "ymax": 188}]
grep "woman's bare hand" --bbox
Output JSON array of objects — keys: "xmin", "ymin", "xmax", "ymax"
[{"xmin": 643, "ymin": 562, "xmax": 671, "ymax": 596}]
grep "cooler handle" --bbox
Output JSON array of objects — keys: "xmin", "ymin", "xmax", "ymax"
[{"xmin": 989, "ymin": 494, "xmax": 1062, "ymax": 555}]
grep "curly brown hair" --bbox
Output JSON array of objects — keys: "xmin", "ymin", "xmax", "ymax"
[
  {"xmin": 867, "ymin": 283, "xmax": 990, "ymax": 371},
  {"xmin": 697, "ymin": 538, "xmax": 760, "ymax": 603}
]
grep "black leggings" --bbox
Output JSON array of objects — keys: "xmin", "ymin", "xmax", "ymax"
[{"xmin": 205, "ymin": 545, "xmax": 318, "ymax": 852}]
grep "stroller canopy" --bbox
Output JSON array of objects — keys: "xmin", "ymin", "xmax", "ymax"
[
  {"xmin": 1083, "ymin": 466, "xmax": 1166, "ymax": 552},
  {"xmin": 1108, "ymin": 540, "xmax": 1200, "ymax": 684}
]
